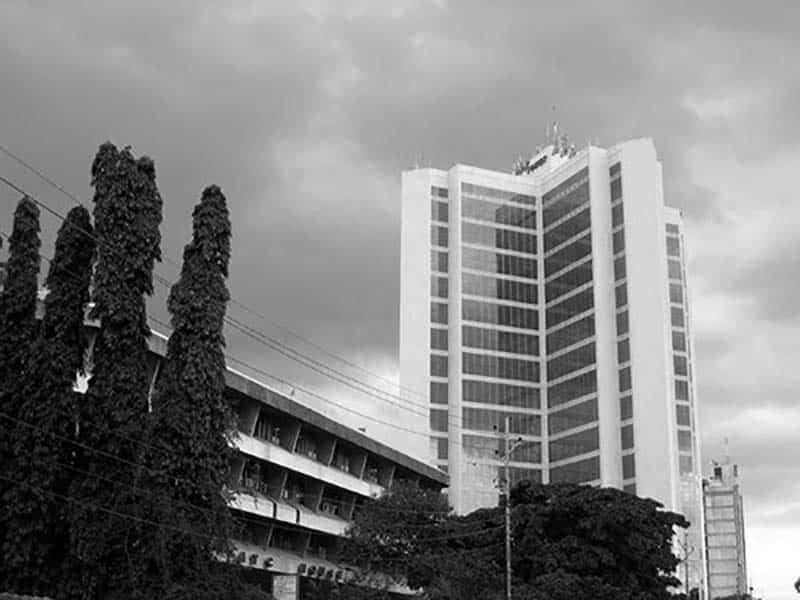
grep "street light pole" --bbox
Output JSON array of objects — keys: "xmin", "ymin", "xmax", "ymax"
[{"xmin": 504, "ymin": 415, "xmax": 512, "ymax": 600}]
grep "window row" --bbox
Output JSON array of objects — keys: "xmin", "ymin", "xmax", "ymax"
[
  {"xmin": 549, "ymin": 455, "xmax": 599, "ymax": 483},
  {"xmin": 463, "ymin": 272, "xmax": 537, "ymax": 304},
  {"xmin": 547, "ymin": 342, "xmax": 596, "ymax": 381},
  {"xmin": 431, "ymin": 275, "xmax": 448, "ymax": 298},
  {"xmin": 669, "ymin": 282, "xmax": 683, "ymax": 304},
  {"xmin": 430, "ymin": 354, "xmax": 448, "ymax": 377},
  {"xmin": 461, "ymin": 182, "xmax": 536, "ymax": 206},
  {"xmin": 431, "ymin": 186, "xmax": 449, "ymax": 198},
  {"xmin": 666, "ymin": 235, "xmax": 680, "ymax": 257},
  {"xmin": 462, "ymin": 352, "xmax": 540, "ymax": 383},
  {"xmin": 462, "ymin": 247, "xmax": 537, "ymax": 279},
  {"xmin": 612, "ymin": 202, "xmax": 624, "ymax": 228},
  {"xmin": 543, "ymin": 207, "xmax": 591, "ymax": 251},
  {"xmin": 542, "ymin": 170, "xmax": 590, "ymax": 225},
  {"xmin": 462, "ymin": 221, "xmax": 537, "ymax": 254},
  {"xmin": 616, "ymin": 283, "xmax": 627, "ymax": 308},
  {"xmin": 462, "ymin": 299, "xmax": 539, "ymax": 330},
  {"xmin": 431, "ymin": 225, "xmax": 448, "ymax": 248},
  {"xmin": 546, "ymin": 315, "xmax": 595, "ymax": 354},
  {"xmin": 548, "ymin": 397, "xmax": 598, "ymax": 435},
  {"xmin": 462, "ymin": 325, "xmax": 539, "ymax": 356},
  {"xmin": 619, "ymin": 366, "xmax": 632, "ymax": 392},
  {"xmin": 431, "ymin": 250, "xmax": 448, "ymax": 273},
  {"xmin": 430, "ymin": 409, "xmax": 448, "ymax": 432},
  {"xmin": 668, "ymin": 259, "xmax": 682, "ymax": 280},
  {"xmin": 431, "ymin": 302, "xmax": 448, "ymax": 324},
  {"xmin": 610, "ymin": 176, "xmax": 622, "ymax": 202},
  {"xmin": 622, "ymin": 453, "xmax": 635, "ymax": 479},
  {"xmin": 675, "ymin": 379, "xmax": 689, "ymax": 401},
  {"xmin": 430, "ymin": 381, "xmax": 448, "ymax": 404},
  {"xmin": 430, "ymin": 328, "xmax": 448, "ymax": 351},
  {"xmin": 613, "ymin": 228, "xmax": 625, "ymax": 254},
  {"xmin": 549, "ymin": 426, "xmax": 599, "ymax": 462},
  {"xmin": 548, "ymin": 369, "xmax": 597, "ymax": 408},
  {"xmin": 545, "ymin": 233, "xmax": 593, "ymax": 277},
  {"xmin": 461, "ymin": 196, "xmax": 536, "ymax": 229},
  {"xmin": 545, "ymin": 260, "xmax": 593, "ymax": 303},
  {"xmin": 462, "ymin": 380, "xmax": 541, "ymax": 409},
  {"xmin": 620, "ymin": 395, "xmax": 633, "ymax": 421},
  {"xmin": 546, "ymin": 287, "xmax": 594, "ymax": 328},
  {"xmin": 431, "ymin": 199, "xmax": 448, "ymax": 223},
  {"xmin": 676, "ymin": 404, "xmax": 691, "ymax": 427},
  {"xmin": 462, "ymin": 408, "xmax": 541, "ymax": 436},
  {"xmin": 614, "ymin": 255, "xmax": 626, "ymax": 281},
  {"xmin": 617, "ymin": 310, "xmax": 629, "ymax": 336},
  {"xmin": 621, "ymin": 424, "xmax": 634, "ymax": 450},
  {"xmin": 618, "ymin": 338, "xmax": 630, "ymax": 363}
]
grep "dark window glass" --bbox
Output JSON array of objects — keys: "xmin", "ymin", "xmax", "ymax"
[
  {"xmin": 674, "ymin": 355, "xmax": 688, "ymax": 376},
  {"xmin": 462, "ymin": 381, "xmax": 540, "ymax": 409},
  {"xmin": 431, "ymin": 186, "xmax": 449, "ymax": 198},
  {"xmin": 545, "ymin": 233, "xmax": 593, "ymax": 277},
  {"xmin": 462, "ymin": 247, "xmax": 537, "ymax": 279},
  {"xmin": 462, "ymin": 325, "xmax": 539, "ymax": 356},
  {"xmin": 430, "ymin": 381, "xmax": 448, "ymax": 404},
  {"xmin": 676, "ymin": 404, "xmax": 691, "ymax": 426},
  {"xmin": 506, "ymin": 466, "xmax": 542, "ymax": 485},
  {"xmin": 431, "ymin": 276, "xmax": 448, "ymax": 298},
  {"xmin": 549, "ymin": 427, "xmax": 599, "ymax": 462},
  {"xmin": 609, "ymin": 162, "xmax": 621, "ymax": 176},
  {"xmin": 666, "ymin": 236, "xmax": 680, "ymax": 257},
  {"xmin": 508, "ymin": 443, "xmax": 541, "ymax": 463},
  {"xmin": 678, "ymin": 430, "xmax": 692, "ymax": 452},
  {"xmin": 461, "ymin": 183, "xmax": 536, "ymax": 206},
  {"xmin": 437, "ymin": 437, "xmax": 448, "ymax": 459},
  {"xmin": 610, "ymin": 177, "xmax": 622, "ymax": 202},
  {"xmin": 617, "ymin": 338, "xmax": 630, "ymax": 363},
  {"xmin": 543, "ymin": 208, "xmax": 591, "ymax": 251},
  {"xmin": 547, "ymin": 342, "xmax": 596, "ymax": 380},
  {"xmin": 612, "ymin": 203, "xmax": 624, "ymax": 227},
  {"xmin": 548, "ymin": 398, "xmax": 598, "ymax": 434},
  {"xmin": 462, "ymin": 222, "xmax": 537, "ymax": 254},
  {"xmin": 613, "ymin": 229, "xmax": 625, "ymax": 254},
  {"xmin": 668, "ymin": 260, "xmax": 682, "ymax": 280},
  {"xmin": 669, "ymin": 283, "xmax": 683, "ymax": 303},
  {"xmin": 666, "ymin": 223, "xmax": 680, "ymax": 234},
  {"xmin": 462, "ymin": 299, "xmax": 539, "ymax": 330},
  {"xmin": 671, "ymin": 307, "xmax": 685, "ymax": 328},
  {"xmin": 623, "ymin": 482, "xmax": 636, "ymax": 495},
  {"xmin": 672, "ymin": 331, "xmax": 686, "ymax": 352},
  {"xmin": 463, "ymin": 434, "xmax": 502, "ymax": 459},
  {"xmin": 545, "ymin": 259, "xmax": 593, "ymax": 303},
  {"xmin": 546, "ymin": 288, "xmax": 594, "ymax": 328},
  {"xmin": 620, "ymin": 395, "xmax": 633, "ymax": 420},
  {"xmin": 545, "ymin": 315, "xmax": 595, "ymax": 354},
  {"xmin": 430, "ymin": 355, "xmax": 448, "ymax": 377},
  {"xmin": 615, "ymin": 283, "xmax": 628, "ymax": 308},
  {"xmin": 621, "ymin": 424, "xmax": 634, "ymax": 450},
  {"xmin": 462, "ymin": 352, "xmax": 540, "ymax": 383},
  {"xmin": 431, "ymin": 302, "xmax": 448, "ymax": 324},
  {"xmin": 548, "ymin": 370, "xmax": 597, "ymax": 408},
  {"xmin": 430, "ymin": 409, "xmax": 448, "ymax": 432},
  {"xmin": 622, "ymin": 453, "xmax": 636, "ymax": 479},
  {"xmin": 679, "ymin": 455, "xmax": 693, "ymax": 474},
  {"xmin": 675, "ymin": 379, "xmax": 689, "ymax": 401},
  {"xmin": 549, "ymin": 455, "xmax": 600, "ymax": 483},
  {"xmin": 431, "ymin": 200, "xmax": 448, "ymax": 223},
  {"xmin": 431, "ymin": 250, "xmax": 448, "ymax": 273},
  {"xmin": 618, "ymin": 366, "xmax": 632, "ymax": 392},
  {"xmin": 430, "ymin": 328, "xmax": 448, "ymax": 350},
  {"xmin": 462, "ymin": 273, "xmax": 537, "ymax": 304},
  {"xmin": 462, "ymin": 408, "xmax": 541, "ymax": 435},
  {"xmin": 431, "ymin": 225, "xmax": 448, "ymax": 248},
  {"xmin": 543, "ymin": 175, "xmax": 590, "ymax": 225},
  {"xmin": 462, "ymin": 197, "xmax": 536, "ymax": 229},
  {"xmin": 614, "ymin": 255, "xmax": 627, "ymax": 281},
  {"xmin": 616, "ymin": 311, "xmax": 629, "ymax": 335}
]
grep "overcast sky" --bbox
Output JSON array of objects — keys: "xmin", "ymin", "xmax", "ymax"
[{"xmin": 1, "ymin": 1, "xmax": 799, "ymax": 597}]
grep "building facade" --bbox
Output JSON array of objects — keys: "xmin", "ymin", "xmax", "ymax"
[
  {"xmin": 399, "ymin": 136, "xmax": 706, "ymax": 592},
  {"xmin": 704, "ymin": 458, "xmax": 748, "ymax": 599}
]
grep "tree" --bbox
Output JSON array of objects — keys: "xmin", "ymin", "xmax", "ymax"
[
  {"xmin": 2, "ymin": 206, "xmax": 95, "ymax": 596},
  {"xmin": 65, "ymin": 143, "xmax": 163, "ymax": 600},
  {"xmin": 0, "ymin": 196, "xmax": 41, "ymax": 589}
]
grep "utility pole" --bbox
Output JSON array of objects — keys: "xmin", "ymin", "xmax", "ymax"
[
  {"xmin": 677, "ymin": 530, "xmax": 695, "ymax": 597},
  {"xmin": 497, "ymin": 416, "xmax": 526, "ymax": 600}
]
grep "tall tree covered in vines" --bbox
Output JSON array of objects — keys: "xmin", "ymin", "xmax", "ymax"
[
  {"xmin": 2, "ymin": 206, "xmax": 96, "ymax": 596},
  {"xmin": 0, "ymin": 196, "xmax": 41, "ymax": 589},
  {"xmin": 66, "ymin": 143, "xmax": 162, "ymax": 600}
]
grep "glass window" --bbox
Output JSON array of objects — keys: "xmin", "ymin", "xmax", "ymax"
[
  {"xmin": 547, "ymin": 342, "xmax": 596, "ymax": 380},
  {"xmin": 666, "ymin": 223, "xmax": 679, "ymax": 234},
  {"xmin": 678, "ymin": 430, "xmax": 692, "ymax": 451},
  {"xmin": 549, "ymin": 455, "xmax": 600, "ymax": 483},
  {"xmin": 462, "ymin": 196, "xmax": 536, "ymax": 229},
  {"xmin": 463, "ymin": 434, "xmax": 501, "ymax": 459},
  {"xmin": 542, "ymin": 173, "xmax": 590, "ymax": 225},
  {"xmin": 431, "ymin": 276, "xmax": 448, "ymax": 298},
  {"xmin": 548, "ymin": 370, "xmax": 597, "ymax": 408},
  {"xmin": 431, "ymin": 200, "xmax": 448, "ymax": 223},
  {"xmin": 672, "ymin": 331, "xmax": 686, "ymax": 352},
  {"xmin": 676, "ymin": 404, "xmax": 691, "ymax": 426},
  {"xmin": 437, "ymin": 438, "xmax": 448, "ymax": 459},
  {"xmin": 545, "ymin": 315, "xmax": 595, "ymax": 354},
  {"xmin": 431, "ymin": 186, "xmax": 448, "ymax": 198},
  {"xmin": 614, "ymin": 255, "xmax": 627, "ymax": 281},
  {"xmin": 623, "ymin": 482, "xmax": 636, "ymax": 495},
  {"xmin": 506, "ymin": 466, "xmax": 542, "ymax": 486},
  {"xmin": 462, "ymin": 408, "xmax": 541, "ymax": 436},
  {"xmin": 545, "ymin": 233, "xmax": 593, "ymax": 277},
  {"xmin": 617, "ymin": 338, "xmax": 630, "ymax": 363},
  {"xmin": 675, "ymin": 379, "xmax": 689, "ymax": 401},
  {"xmin": 461, "ymin": 182, "xmax": 535, "ymax": 206},
  {"xmin": 616, "ymin": 311, "xmax": 629, "ymax": 335},
  {"xmin": 666, "ymin": 236, "xmax": 680, "ymax": 257},
  {"xmin": 612, "ymin": 202, "xmax": 624, "ymax": 227},
  {"xmin": 462, "ymin": 352, "xmax": 540, "ymax": 383},
  {"xmin": 618, "ymin": 366, "xmax": 632, "ymax": 392},
  {"xmin": 615, "ymin": 283, "xmax": 628, "ymax": 308},
  {"xmin": 679, "ymin": 455, "xmax": 694, "ymax": 474},
  {"xmin": 509, "ymin": 442, "xmax": 542, "ymax": 463},
  {"xmin": 549, "ymin": 427, "xmax": 599, "ymax": 462},
  {"xmin": 463, "ymin": 247, "xmax": 537, "ymax": 279},
  {"xmin": 610, "ymin": 177, "xmax": 622, "ymax": 202},
  {"xmin": 462, "ymin": 222, "xmax": 537, "ymax": 254},
  {"xmin": 674, "ymin": 355, "xmax": 688, "ymax": 376},
  {"xmin": 462, "ymin": 299, "xmax": 538, "ymax": 330},
  {"xmin": 430, "ymin": 328, "xmax": 448, "ymax": 351},
  {"xmin": 462, "ymin": 380, "xmax": 540, "ymax": 409},
  {"xmin": 430, "ymin": 381, "xmax": 448, "ymax": 404},
  {"xmin": 430, "ymin": 302, "xmax": 448, "ymax": 324},
  {"xmin": 545, "ymin": 259, "xmax": 593, "ymax": 303},
  {"xmin": 546, "ymin": 288, "xmax": 594, "ymax": 328},
  {"xmin": 462, "ymin": 325, "xmax": 539, "ymax": 356},
  {"xmin": 430, "ymin": 355, "xmax": 448, "ymax": 377},
  {"xmin": 622, "ymin": 454, "xmax": 636, "ymax": 479},
  {"xmin": 621, "ymin": 424, "xmax": 634, "ymax": 450},
  {"xmin": 543, "ymin": 207, "xmax": 591, "ymax": 252},
  {"xmin": 548, "ymin": 398, "xmax": 598, "ymax": 435},
  {"xmin": 669, "ymin": 283, "xmax": 683, "ymax": 304},
  {"xmin": 431, "ymin": 250, "xmax": 448, "ymax": 273},
  {"xmin": 430, "ymin": 409, "xmax": 448, "ymax": 432},
  {"xmin": 613, "ymin": 229, "xmax": 625, "ymax": 254},
  {"xmin": 671, "ymin": 307, "xmax": 685, "ymax": 328},
  {"xmin": 620, "ymin": 395, "xmax": 633, "ymax": 420},
  {"xmin": 431, "ymin": 225, "xmax": 448, "ymax": 248},
  {"xmin": 462, "ymin": 272, "xmax": 537, "ymax": 304},
  {"xmin": 668, "ymin": 260, "xmax": 682, "ymax": 280},
  {"xmin": 609, "ymin": 162, "xmax": 621, "ymax": 177}
]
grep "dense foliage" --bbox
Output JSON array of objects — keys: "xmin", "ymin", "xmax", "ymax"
[{"xmin": 2, "ymin": 206, "xmax": 95, "ymax": 595}]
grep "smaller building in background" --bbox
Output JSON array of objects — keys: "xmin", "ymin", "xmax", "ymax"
[{"xmin": 703, "ymin": 454, "xmax": 748, "ymax": 599}]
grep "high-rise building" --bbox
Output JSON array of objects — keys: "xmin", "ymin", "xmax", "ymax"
[
  {"xmin": 399, "ymin": 134, "xmax": 706, "ymax": 592},
  {"xmin": 704, "ymin": 456, "xmax": 748, "ymax": 599}
]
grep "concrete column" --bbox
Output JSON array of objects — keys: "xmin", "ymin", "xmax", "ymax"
[{"xmin": 272, "ymin": 574, "xmax": 299, "ymax": 600}]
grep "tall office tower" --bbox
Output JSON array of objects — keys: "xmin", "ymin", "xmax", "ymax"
[
  {"xmin": 704, "ymin": 456, "xmax": 748, "ymax": 599},
  {"xmin": 399, "ymin": 135, "xmax": 706, "ymax": 591}
]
